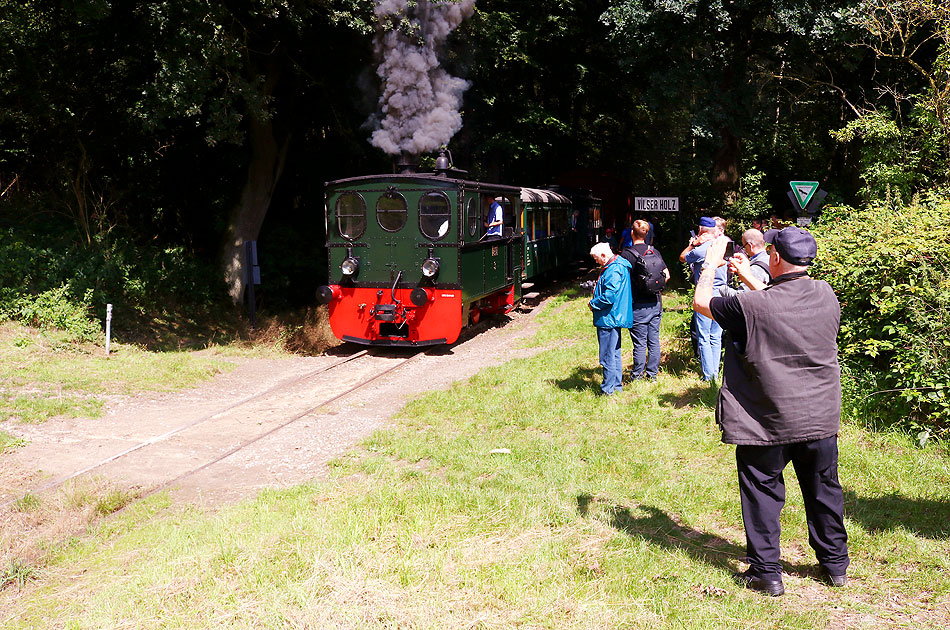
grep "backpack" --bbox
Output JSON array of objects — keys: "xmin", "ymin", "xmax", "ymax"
[
  {"xmin": 751, "ymin": 259, "xmax": 772, "ymax": 281},
  {"xmin": 622, "ymin": 246, "xmax": 667, "ymax": 295}
]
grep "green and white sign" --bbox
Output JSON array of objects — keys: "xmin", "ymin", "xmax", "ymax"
[{"xmin": 790, "ymin": 181, "xmax": 819, "ymax": 210}]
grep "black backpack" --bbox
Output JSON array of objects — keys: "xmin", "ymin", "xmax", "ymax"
[{"xmin": 622, "ymin": 246, "xmax": 667, "ymax": 295}]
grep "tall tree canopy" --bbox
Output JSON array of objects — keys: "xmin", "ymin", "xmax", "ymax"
[{"xmin": 2, "ymin": 0, "xmax": 949, "ymax": 313}]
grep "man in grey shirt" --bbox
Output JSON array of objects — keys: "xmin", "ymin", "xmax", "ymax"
[{"xmin": 720, "ymin": 228, "xmax": 771, "ymax": 298}]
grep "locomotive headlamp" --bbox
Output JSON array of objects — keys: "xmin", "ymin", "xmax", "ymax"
[
  {"xmin": 341, "ymin": 256, "xmax": 360, "ymax": 276},
  {"xmin": 421, "ymin": 257, "xmax": 440, "ymax": 278}
]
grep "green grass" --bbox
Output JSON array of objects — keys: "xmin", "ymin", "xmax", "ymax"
[
  {"xmin": 2, "ymin": 291, "xmax": 949, "ymax": 628},
  {"xmin": 0, "ymin": 321, "xmax": 238, "ymax": 423}
]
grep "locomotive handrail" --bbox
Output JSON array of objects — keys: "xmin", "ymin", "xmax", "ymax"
[{"xmin": 390, "ymin": 270, "xmax": 403, "ymax": 303}]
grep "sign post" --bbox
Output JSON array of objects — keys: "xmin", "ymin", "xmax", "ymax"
[
  {"xmin": 787, "ymin": 181, "xmax": 827, "ymax": 224},
  {"xmin": 245, "ymin": 241, "xmax": 261, "ymax": 327},
  {"xmin": 634, "ymin": 196, "xmax": 680, "ymax": 213},
  {"xmin": 105, "ymin": 303, "xmax": 112, "ymax": 357}
]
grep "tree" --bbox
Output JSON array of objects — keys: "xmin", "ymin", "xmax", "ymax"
[
  {"xmin": 601, "ymin": 1, "xmax": 863, "ymax": 205},
  {"xmin": 832, "ymin": 0, "xmax": 950, "ymax": 199},
  {"xmin": 0, "ymin": 1, "xmax": 376, "ymax": 306}
]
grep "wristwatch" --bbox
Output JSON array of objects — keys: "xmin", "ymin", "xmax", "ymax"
[{"xmin": 701, "ymin": 262, "xmax": 714, "ymax": 270}]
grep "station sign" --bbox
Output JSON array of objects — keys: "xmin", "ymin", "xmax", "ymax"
[{"xmin": 634, "ymin": 196, "xmax": 679, "ymax": 212}]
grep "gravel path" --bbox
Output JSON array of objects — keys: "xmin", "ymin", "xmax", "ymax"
[{"xmin": 1, "ymin": 296, "xmax": 562, "ymax": 508}]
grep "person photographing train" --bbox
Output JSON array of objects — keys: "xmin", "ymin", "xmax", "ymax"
[{"xmin": 692, "ymin": 228, "xmax": 850, "ymax": 597}]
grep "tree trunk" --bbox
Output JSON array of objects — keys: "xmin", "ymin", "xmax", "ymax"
[
  {"xmin": 711, "ymin": 126, "xmax": 740, "ymax": 197},
  {"xmin": 222, "ymin": 112, "xmax": 291, "ymax": 305}
]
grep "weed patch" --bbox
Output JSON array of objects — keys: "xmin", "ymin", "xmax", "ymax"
[
  {"xmin": 0, "ymin": 559, "xmax": 37, "ymax": 591},
  {"xmin": 0, "ymin": 430, "xmax": 25, "ymax": 453}
]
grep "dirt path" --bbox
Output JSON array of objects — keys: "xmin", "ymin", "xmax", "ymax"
[{"xmin": 2, "ymin": 297, "xmax": 564, "ymax": 508}]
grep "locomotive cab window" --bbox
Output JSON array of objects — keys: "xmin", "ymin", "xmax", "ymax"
[
  {"xmin": 466, "ymin": 197, "xmax": 479, "ymax": 237},
  {"xmin": 335, "ymin": 192, "xmax": 366, "ymax": 240},
  {"xmin": 377, "ymin": 191, "xmax": 408, "ymax": 232},
  {"xmin": 419, "ymin": 191, "xmax": 451, "ymax": 240}
]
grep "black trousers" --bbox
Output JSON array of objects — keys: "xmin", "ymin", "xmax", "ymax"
[{"xmin": 735, "ymin": 436, "xmax": 850, "ymax": 580}]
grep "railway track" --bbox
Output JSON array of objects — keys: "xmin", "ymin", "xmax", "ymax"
[{"xmin": 2, "ymin": 347, "xmax": 427, "ymax": 509}]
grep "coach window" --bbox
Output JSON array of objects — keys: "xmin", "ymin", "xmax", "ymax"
[
  {"xmin": 377, "ymin": 191, "xmax": 408, "ymax": 232},
  {"xmin": 335, "ymin": 192, "xmax": 366, "ymax": 240},
  {"xmin": 466, "ymin": 197, "xmax": 479, "ymax": 237},
  {"xmin": 419, "ymin": 191, "xmax": 450, "ymax": 240},
  {"xmin": 552, "ymin": 206, "xmax": 567, "ymax": 235}
]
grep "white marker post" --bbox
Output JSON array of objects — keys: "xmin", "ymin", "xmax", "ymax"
[{"xmin": 105, "ymin": 304, "xmax": 112, "ymax": 357}]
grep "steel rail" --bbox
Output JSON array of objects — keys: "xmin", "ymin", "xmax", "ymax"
[
  {"xmin": 141, "ymin": 348, "xmax": 427, "ymax": 501},
  {"xmin": 1, "ymin": 349, "xmax": 370, "ymax": 509}
]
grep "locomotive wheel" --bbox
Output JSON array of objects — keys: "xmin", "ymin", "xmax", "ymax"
[{"xmin": 469, "ymin": 305, "xmax": 481, "ymax": 325}]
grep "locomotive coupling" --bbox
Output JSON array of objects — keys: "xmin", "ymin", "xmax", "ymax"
[{"xmin": 371, "ymin": 304, "xmax": 399, "ymax": 322}]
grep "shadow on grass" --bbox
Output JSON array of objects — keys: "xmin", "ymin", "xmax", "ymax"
[
  {"xmin": 656, "ymin": 382, "xmax": 719, "ymax": 409},
  {"xmin": 551, "ymin": 365, "xmax": 602, "ymax": 394},
  {"xmin": 578, "ymin": 496, "xmax": 817, "ymax": 578},
  {"xmin": 844, "ymin": 490, "xmax": 950, "ymax": 539},
  {"xmin": 578, "ymin": 497, "xmax": 745, "ymax": 572},
  {"xmin": 659, "ymin": 340, "xmax": 700, "ymax": 379}
]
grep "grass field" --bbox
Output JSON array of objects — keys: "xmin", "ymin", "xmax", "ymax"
[{"xmin": 1, "ymin": 290, "xmax": 949, "ymax": 628}]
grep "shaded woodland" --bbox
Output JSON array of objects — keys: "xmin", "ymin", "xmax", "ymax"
[{"xmin": 1, "ymin": 1, "xmax": 948, "ymax": 314}]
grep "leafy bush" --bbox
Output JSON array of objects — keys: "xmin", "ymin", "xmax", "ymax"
[
  {"xmin": 0, "ymin": 219, "xmax": 229, "ymax": 346},
  {"xmin": 811, "ymin": 195, "xmax": 950, "ymax": 436},
  {"xmin": 0, "ymin": 285, "xmax": 100, "ymax": 342},
  {"xmin": 830, "ymin": 110, "xmax": 926, "ymax": 203}
]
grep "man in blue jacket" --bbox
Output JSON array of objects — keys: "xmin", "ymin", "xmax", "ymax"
[{"xmin": 588, "ymin": 242, "xmax": 634, "ymax": 395}]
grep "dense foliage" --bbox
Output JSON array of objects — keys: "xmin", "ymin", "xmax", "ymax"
[
  {"xmin": 0, "ymin": 217, "xmax": 228, "ymax": 345},
  {"xmin": 812, "ymin": 196, "xmax": 950, "ymax": 437},
  {"xmin": 0, "ymin": 1, "xmax": 948, "ymax": 436}
]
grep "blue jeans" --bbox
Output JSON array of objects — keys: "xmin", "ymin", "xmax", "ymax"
[
  {"xmin": 629, "ymin": 300, "xmax": 662, "ymax": 378},
  {"xmin": 596, "ymin": 327, "xmax": 623, "ymax": 394},
  {"xmin": 694, "ymin": 311, "xmax": 722, "ymax": 381}
]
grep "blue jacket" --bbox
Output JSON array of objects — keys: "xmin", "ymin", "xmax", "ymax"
[{"xmin": 590, "ymin": 255, "xmax": 634, "ymax": 329}]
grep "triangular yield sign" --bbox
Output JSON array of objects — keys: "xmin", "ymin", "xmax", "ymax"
[{"xmin": 790, "ymin": 181, "xmax": 819, "ymax": 210}]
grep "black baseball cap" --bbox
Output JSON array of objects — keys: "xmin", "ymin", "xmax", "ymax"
[{"xmin": 763, "ymin": 226, "xmax": 818, "ymax": 266}]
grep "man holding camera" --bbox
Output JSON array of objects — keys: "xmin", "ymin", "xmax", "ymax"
[{"xmin": 692, "ymin": 227, "xmax": 849, "ymax": 597}]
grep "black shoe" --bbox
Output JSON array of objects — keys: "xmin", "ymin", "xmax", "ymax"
[
  {"xmin": 821, "ymin": 568, "xmax": 847, "ymax": 587},
  {"xmin": 733, "ymin": 570, "xmax": 785, "ymax": 596}
]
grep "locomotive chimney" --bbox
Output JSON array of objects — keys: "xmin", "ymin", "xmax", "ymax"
[{"xmin": 396, "ymin": 153, "xmax": 418, "ymax": 174}]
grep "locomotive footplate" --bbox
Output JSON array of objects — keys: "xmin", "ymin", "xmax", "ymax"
[{"xmin": 341, "ymin": 334, "xmax": 447, "ymax": 347}]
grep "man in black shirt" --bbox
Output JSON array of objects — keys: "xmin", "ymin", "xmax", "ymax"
[{"xmin": 692, "ymin": 228, "xmax": 849, "ymax": 597}]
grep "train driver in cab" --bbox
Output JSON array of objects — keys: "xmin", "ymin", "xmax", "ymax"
[{"xmin": 485, "ymin": 196, "xmax": 504, "ymax": 238}]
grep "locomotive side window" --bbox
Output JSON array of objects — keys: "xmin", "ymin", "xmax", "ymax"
[
  {"xmin": 466, "ymin": 197, "xmax": 479, "ymax": 237},
  {"xmin": 335, "ymin": 192, "xmax": 366, "ymax": 240},
  {"xmin": 419, "ymin": 191, "xmax": 450, "ymax": 240},
  {"xmin": 377, "ymin": 191, "xmax": 408, "ymax": 232}
]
